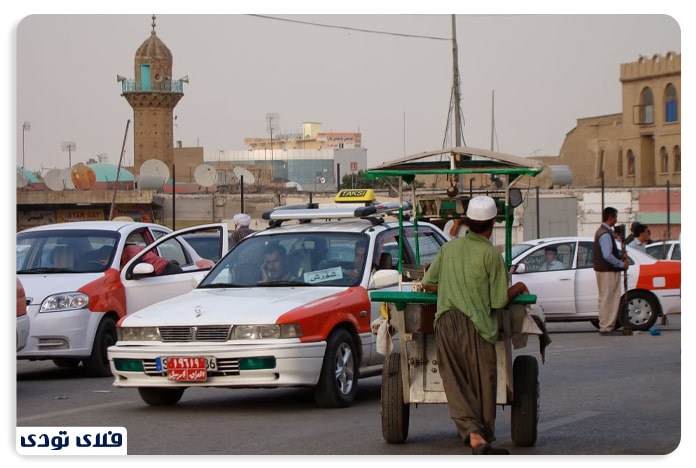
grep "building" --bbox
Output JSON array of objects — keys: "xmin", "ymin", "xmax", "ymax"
[{"xmin": 536, "ymin": 51, "xmax": 680, "ymax": 189}]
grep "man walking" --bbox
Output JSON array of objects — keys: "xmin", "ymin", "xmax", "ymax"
[
  {"xmin": 421, "ymin": 196, "xmax": 528, "ymax": 455},
  {"xmin": 593, "ymin": 207, "xmax": 629, "ymax": 335}
]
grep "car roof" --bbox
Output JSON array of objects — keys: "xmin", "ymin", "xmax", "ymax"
[
  {"xmin": 18, "ymin": 220, "xmax": 169, "ymax": 234},
  {"xmin": 249, "ymin": 218, "xmax": 430, "ymax": 237}
]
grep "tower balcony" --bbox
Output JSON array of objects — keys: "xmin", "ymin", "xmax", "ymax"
[{"xmin": 120, "ymin": 78, "xmax": 185, "ymax": 94}]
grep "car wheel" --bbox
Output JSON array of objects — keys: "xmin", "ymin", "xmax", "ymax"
[
  {"xmin": 621, "ymin": 291, "xmax": 659, "ymax": 331},
  {"xmin": 313, "ymin": 328, "xmax": 358, "ymax": 408},
  {"xmin": 138, "ymin": 387, "xmax": 185, "ymax": 406},
  {"xmin": 381, "ymin": 352, "xmax": 409, "ymax": 444},
  {"xmin": 82, "ymin": 316, "xmax": 117, "ymax": 377},
  {"xmin": 52, "ymin": 358, "xmax": 81, "ymax": 368},
  {"xmin": 511, "ymin": 355, "xmax": 539, "ymax": 447}
]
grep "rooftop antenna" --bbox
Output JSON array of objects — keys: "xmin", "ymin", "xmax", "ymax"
[{"xmin": 266, "ymin": 112, "xmax": 280, "ymax": 181}]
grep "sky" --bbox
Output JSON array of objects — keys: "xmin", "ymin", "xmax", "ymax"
[{"xmin": 9, "ymin": 6, "xmax": 683, "ymax": 176}]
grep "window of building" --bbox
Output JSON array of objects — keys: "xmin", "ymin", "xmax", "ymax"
[
  {"xmin": 665, "ymin": 83, "xmax": 678, "ymax": 123},
  {"xmin": 660, "ymin": 147, "xmax": 669, "ymax": 173},
  {"xmin": 617, "ymin": 149, "xmax": 623, "ymax": 177},
  {"xmin": 640, "ymin": 87, "xmax": 654, "ymax": 124},
  {"xmin": 673, "ymin": 146, "xmax": 681, "ymax": 173},
  {"xmin": 627, "ymin": 150, "xmax": 636, "ymax": 176}
]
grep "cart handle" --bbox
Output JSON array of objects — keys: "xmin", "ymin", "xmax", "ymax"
[{"xmin": 369, "ymin": 291, "xmax": 537, "ymax": 310}]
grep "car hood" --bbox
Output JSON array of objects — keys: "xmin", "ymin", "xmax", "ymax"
[
  {"xmin": 120, "ymin": 286, "xmax": 350, "ymax": 326},
  {"xmin": 18, "ymin": 272, "xmax": 103, "ymax": 305}
]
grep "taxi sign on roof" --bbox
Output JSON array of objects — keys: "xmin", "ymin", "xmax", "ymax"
[{"xmin": 335, "ymin": 189, "xmax": 376, "ymax": 204}]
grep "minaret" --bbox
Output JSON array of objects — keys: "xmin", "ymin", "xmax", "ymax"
[{"xmin": 118, "ymin": 15, "xmax": 187, "ymax": 178}]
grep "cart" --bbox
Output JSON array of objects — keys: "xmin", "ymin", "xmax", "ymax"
[{"xmin": 366, "ymin": 147, "xmax": 549, "ymax": 447}]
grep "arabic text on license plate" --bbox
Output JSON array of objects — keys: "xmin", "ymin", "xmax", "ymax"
[{"xmin": 163, "ymin": 356, "xmax": 212, "ymax": 382}]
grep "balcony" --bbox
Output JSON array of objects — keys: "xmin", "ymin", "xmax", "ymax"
[{"xmin": 120, "ymin": 78, "xmax": 185, "ymax": 94}]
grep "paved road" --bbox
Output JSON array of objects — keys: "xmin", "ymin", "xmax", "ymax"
[{"xmin": 15, "ymin": 316, "xmax": 683, "ymax": 456}]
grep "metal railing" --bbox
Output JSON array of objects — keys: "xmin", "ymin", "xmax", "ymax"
[{"xmin": 120, "ymin": 79, "xmax": 184, "ymax": 94}]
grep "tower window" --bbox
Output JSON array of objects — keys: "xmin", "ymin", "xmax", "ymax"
[{"xmin": 665, "ymin": 83, "xmax": 678, "ymax": 123}]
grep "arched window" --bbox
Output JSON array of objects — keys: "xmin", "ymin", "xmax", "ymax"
[
  {"xmin": 640, "ymin": 87, "xmax": 654, "ymax": 124},
  {"xmin": 627, "ymin": 150, "xmax": 636, "ymax": 176},
  {"xmin": 673, "ymin": 146, "xmax": 681, "ymax": 173},
  {"xmin": 660, "ymin": 147, "xmax": 669, "ymax": 173},
  {"xmin": 617, "ymin": 149, "xmax": 623, "ymax": 177},
  {"xmin": 664, "ymin": 83, "xmax": 678, "ymax": 123}
]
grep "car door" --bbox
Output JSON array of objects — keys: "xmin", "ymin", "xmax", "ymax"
[
  {"xmin": 122, "ymin": 224, "xmax": 228, "ymax": 313},
  {"xmin": 512, "ymin": 241, "xmax": 578, "ymax": 317},
  {"xmin": 573, "ymin": 240, "xmax": 600, "ymax": 317}
]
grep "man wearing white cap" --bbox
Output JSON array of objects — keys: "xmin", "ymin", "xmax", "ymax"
[
  {"xmin": 230, "ymin": 213, "xmax": 255, "ymax": 247},
  {"xmin": 421, "ymin": 195, "xmax": 528, "ymax": 455}
]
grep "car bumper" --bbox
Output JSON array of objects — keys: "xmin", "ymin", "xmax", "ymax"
[
  {"xmin": 16, "ymin": 315, "xmax": 30, "ymax": 352},
  {"xmin": 657, "ymin": 289, "xmax": 681, "ymax": 315},
  {"xmin": 16, "ymin": 305, "xmax": 105, "ymax": 359},
  {"xmin": 108, "ymin": 341, "xmax": 327, "ymax": 388}
]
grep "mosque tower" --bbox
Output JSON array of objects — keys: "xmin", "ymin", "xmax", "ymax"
[{"xmin": 118, "ymin": 15, "xmax": 187, "ymax": 178}]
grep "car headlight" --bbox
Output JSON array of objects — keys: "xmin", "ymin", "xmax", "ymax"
[
  {"xmin": 40, "ymin": 292, "xmax": 89, "ymax": 312},
  {"xmin": 231, "ymin": 324, "xmax": 302, "ymax": 340},
  {"xmin": 117, "ymin": 327, "xmax": 161, "ymax": 341}
]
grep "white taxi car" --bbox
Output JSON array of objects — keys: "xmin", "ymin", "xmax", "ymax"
[
  {"xmin": 108, "ymin": 194, "xmax": 448, "ymax": 408},
  {"xmin": 509, "ymin": 237, "xmax": 681, "ymax": 331},
  {"xmin": 16, "ymin": 221, "xmax": 226, "ymax": 376}
]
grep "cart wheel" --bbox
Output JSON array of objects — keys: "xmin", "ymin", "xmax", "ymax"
[
  {"xmin": 381, "ymin": 352, "xmax": 409, "ymax": 444},
  {"xmin": 511, "ymin": 355, "xmax": 539, "ymax": 447}
]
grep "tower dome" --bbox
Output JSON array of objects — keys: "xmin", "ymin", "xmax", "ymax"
[{"xmin": 133, "ymin": 15, "xmax": 173, "ymax": 84}]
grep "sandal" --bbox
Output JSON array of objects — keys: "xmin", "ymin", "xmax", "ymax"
[{"xmin": 472, "ymin": 443, "xmax": 510, "ymax": 455}]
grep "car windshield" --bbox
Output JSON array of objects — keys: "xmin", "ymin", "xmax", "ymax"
[
  {"xmin": 199, "ymin": 232, "xmax": 369, "ymax": 288},
  {"xmin": 17, "ymin": 230, "xmax": 119, "ymax": 274}
]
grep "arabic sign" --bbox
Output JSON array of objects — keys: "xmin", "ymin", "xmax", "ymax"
[
  {"xmin": 303, "ymin": 266, "xmax": 344, "ymax": 284},
  {"xmin": 17, "ymin": 426, "xmax": 127, "ymax": 455}
]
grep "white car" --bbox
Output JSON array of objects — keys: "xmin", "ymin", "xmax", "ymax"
[
  {"xmin": 509, "ymin": 237, "xmax": 681, "ymax": 331},
  {"xmin": 16, "ymin": 221, "xmax": 227, "ymax": 376},
  {"xmin": 645, "ymin": 240, "xmax": 680, "ymax": 261},
  {"xmin": 108, "ymin": 202, "xmax": 448, "ymax": 408}
]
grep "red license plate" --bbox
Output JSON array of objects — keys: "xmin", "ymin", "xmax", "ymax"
[{"xmin": 166, "ymin": 356, "xmax": 207, "ymax": 382}]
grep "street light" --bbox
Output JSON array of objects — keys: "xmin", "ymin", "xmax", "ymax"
[
  {"xmin": 61, "ymin": 141, "xmax": 76, "ymax": 167},
  {"xmin": 22, "ymin": 121, "xmax": 30, "ymax": 168}
]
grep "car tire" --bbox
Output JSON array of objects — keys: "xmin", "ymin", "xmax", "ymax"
[
  {"xmin": 313, "ymin": 328, "xmax": 358, "ymax": 408},
  {"xmin": 52, "ymin": 358, "xmax": 81, "ymax": 368},
  {"xmin": 82, "ymin": 316, "xmax": 117, "ymax": 377},
  {"xmin": 138, "ymin": 387, "xmax": 185, "ymax": 406},
  {"xmin": 381, "ymin": 352, "xmax": 409, "ymax": 444},
  {"xmin": 511, "ymin": 355, "xmax": 539, "ymax": 447},
  {"xmin": 621, "ymin": 291, "xmax": 659, "ymax": 331}
]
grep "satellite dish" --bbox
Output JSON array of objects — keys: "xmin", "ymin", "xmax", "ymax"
[
  {"xmin": 286, "ymin": 181, "xmax": 303, "ymax": 191},
  {"xmin": 137, "ymin": 175, "xmax": 166, "ymax": 190},
  {"xmin": 140, "ymin": 159, "xmax": 170, "ymax": 183},
  {"xmin": 61, "ymin": 167, "xmax": 76, "ymax": 189},
  {"xmin": 17, "ymin": 168, "xmax": 28, "ymax": 188},
  {"xmin": 44, "ymin": 169, "xmax": 65, "ymax": 191},
  {"xmin": 233, "ymin": 166, "xmax": 255, "ymax": 185},
  {"xmin": 194, "ymin": 164, "xmax": 217, "ymax": 187},
  {"xmin": 71, "ymin": 164, "xmax": 97, "ymax": 190}
]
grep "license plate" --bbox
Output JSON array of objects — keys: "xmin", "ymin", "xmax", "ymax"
[{"xmin": 155, "ymin": 356, "xmax": 217, "ymax": 382}]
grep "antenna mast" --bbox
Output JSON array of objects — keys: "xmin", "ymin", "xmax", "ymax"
[
  {"xmin": 451, "ymin": 14, "xmax": 464, "ymax": 148},
  {"xmin": 109, "ymin": 119, "xmax": 131, "ymax": 220}
]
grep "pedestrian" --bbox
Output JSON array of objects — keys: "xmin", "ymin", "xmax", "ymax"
[
  {"xmin": 624, "ymin": 221, "xmax": 641, "ymax": 245},
  {"xmin": 230, "ymin": 213, "xmax": 256, "ymax": 247},
  {"xmin": 420, "ymin": 195, "xmax": 529, "ymax": 455},
  {"xmin": 628, "ymin": 223, "xmax": 650, "ymax": 253},
  {"xmin": 593, "ymin": 207, "xmax": 629, "ymax": 336}
]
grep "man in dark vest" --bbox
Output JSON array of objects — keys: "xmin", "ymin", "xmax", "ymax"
[{"xmin": 593, "ymin": 207, "xmax": 629, "ymax": 336}]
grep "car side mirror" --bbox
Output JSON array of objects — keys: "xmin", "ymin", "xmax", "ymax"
[
  {"xmin": 509, "ymin": 188, "xmax": 523, "ymax": 208},
  {"xmin": 370, "ymin": 269, "xmax": 399, "ymax": 288},
  {"xmin": 132, "ymin": 262, "xmax": 155, "ymax": 276},
  {"xmin": 513, "ymin": 263, "xmax": 526, "ymax": 274}
]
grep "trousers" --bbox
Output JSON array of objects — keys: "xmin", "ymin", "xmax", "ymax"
[
  {"xmin": 435, "ymin": 309, "xmax": 497, "ymax": 443},
  {"xmin": 596, "ymin": 270, "xmax": 622, "ymax": 332}
]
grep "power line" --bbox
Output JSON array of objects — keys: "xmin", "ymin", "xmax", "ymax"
[{"xmin": 248, "ymin": 14, "xmax": 450, "ymax": 41}]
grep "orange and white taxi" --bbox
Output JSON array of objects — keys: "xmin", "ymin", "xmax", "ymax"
[
  {"xmin": 16, "ymin": 221, "xmax": 226, "ymax": 376},
  {"xmin": 108, "ymin": 193, "xmax": 449, "ymax": 408},
  {"xmin": 509, "ymin": 237, "xmax": 681, "ymax": 330}
]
